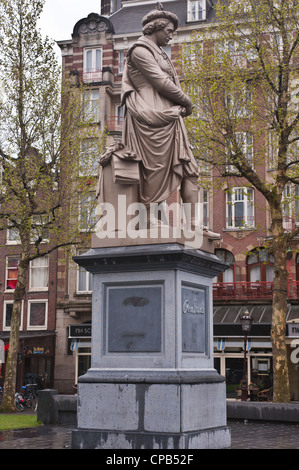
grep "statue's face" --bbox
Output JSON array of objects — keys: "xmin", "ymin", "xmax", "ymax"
[{"xmin": 154, "ymin": 21, "xmax": 174, "ymax": 47}]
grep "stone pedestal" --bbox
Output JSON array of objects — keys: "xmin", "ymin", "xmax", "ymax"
[{"xmin": 71, "ymin": 243, "xmax": 231, "ymax": 449}]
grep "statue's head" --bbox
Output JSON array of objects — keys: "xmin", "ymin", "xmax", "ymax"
[{"xmin": 142, "ymin": 3, "xmax": 178, "ymax": 35}]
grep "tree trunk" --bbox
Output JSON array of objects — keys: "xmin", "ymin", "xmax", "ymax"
[
  {"xmin": 271, "ymin": 212, "xmax": 290, "ymax": 403},
  {"xmin": 0, "ymin": 258, "xmax": 29, "ymax": 413}
]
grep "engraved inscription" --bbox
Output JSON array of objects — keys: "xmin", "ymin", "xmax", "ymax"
[
  {"xmin": 107, "ymin": 286, "xmax": 162, "ymax": 353},
  {"xmin": 182, "ymin": 286, "xmax": 206, "ymax": 353}
]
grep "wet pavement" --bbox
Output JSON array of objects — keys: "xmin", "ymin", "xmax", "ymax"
[{"xmin": 0, "ymin": 419, "xmax": 299, "ymax": 449}]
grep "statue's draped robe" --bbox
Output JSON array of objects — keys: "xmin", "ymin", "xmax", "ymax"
[{"xmin": 121, "ymin": 35, "xmax": 198, "ymax": 205}]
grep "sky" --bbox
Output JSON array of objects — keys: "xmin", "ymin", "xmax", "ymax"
[{"xmin": 38, "ymin": 0, "xmax": 103, "ymax": 55}]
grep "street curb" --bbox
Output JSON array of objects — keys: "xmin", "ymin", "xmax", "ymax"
[{"xmin": 227, "ymin": 401, "xmax": 299, "ymax": 422}]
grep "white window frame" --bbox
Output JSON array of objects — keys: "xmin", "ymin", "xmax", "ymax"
[
  {"xmin": 77, "ymin": 265, "xmax": 93, "ymax": 294},
  {"xmin": 226, "ymin": 132, "xmax": 253, "ymax": 174},
  {"xmin": 3, "ymin": 300, "xmax": 24, "ymax": 331},
  {"xmin": 31, "ymin": 215, "xmax": 50, "ymax": 244},
  {"xmin": 118, "ymin": 51, "xmax": 125, "ymax": 73},
  {"xmin": 83, "ymin": 89, "xmax": 100, "ymax": 122},
  {"xmin": 199, "ymin": 188, "xmax": 209, "ymax": 228},
  {"xmin": 83, "ymin": 48, "xmax": 102, "ymax": 82},
  {"xmin": 7, "ymin": 225, "xmax": 21, "ymax": 245},
  {"xmin": 80, "ymin": 138, "xmax": 99, "ymax": 176},
  {"xmin": 226, "ymin": 187, "xmax": 254, "ymax": 229},
  {"xmin": 187, "ymin": 0, "xmax": 206, "ymax": 21},
  {"xmin": 226, "ymin": 86, "xmax": 252, "ymax": 118},
  {"xmin": 79, "ymin": 193, "xmax": 97, "ymax": 232},
  {"xmin": 5, "ymin": 256, "xmax": 20, "ymax": 292},
  {"xmin": 29, "ymin": 256, "xmax": 49, "ymax": 292},
  {"xmin": 27, "ymin": 299, "xmax": 48, "ymax": 330}
]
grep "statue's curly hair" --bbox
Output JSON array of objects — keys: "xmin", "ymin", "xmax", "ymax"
[{"xmin": 142, "ymin": 18, "xmax": 171, "ymax": 35}]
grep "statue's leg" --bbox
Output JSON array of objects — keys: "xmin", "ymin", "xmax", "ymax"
[
  {"xmin": 180, "ymin": 178, "xmax": 199, "ymax": 231},
  {"xmin": 181, "ymin": 178, "xmax": 221, "ymax": 240}
]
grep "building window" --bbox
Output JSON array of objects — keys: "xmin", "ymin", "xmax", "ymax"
[
  {"xmin": 226, "ymin": 187, "xmax": 254, "ymax": 228},
  {"xmin": 7, "ymin": 225, "xmax": 20, "ymax": 244},
  {"xmin": 77, "ymin": 266, "xmax": 93, "ymax": 293},
  {"xmin": 29, "ymin": 256, "xmax": 49, "ymax": 291},
  {"xmin": 199, "ymin": 189, "xmax": 209, "ymax": 228},
  {"xmin": 247, "ymin": 248, "xmax": 274, "ymax": 283},
  {"xmin": 3, "ymin": 301, "xmax": 23, "ymax": 331},
  {"xmin": 226, "ymin": 132, "xmax": 253, "ymax": 173},
  {"xmin": 6, "ymin": 256, "xmax": 20, "ymax": 290},
  {"xmin": 116, "ymin": 104, "xmax": 124, "ymax": 125},
  {"xmin": 187, "ymin": 0, "xmax": 206, "ymax": 21},
  {"xmin": 83, "ymin": 89, "xmax": 100, "ymax": 122},
  {"xmin": 215, "ymin": 249, "xmax": 236, "ymax": 282},
  {"xmin": 31, "ymin": 215, "xmax": 50, "ymax": 243},
  {"xmin": 226, "ymin": 86, "xmax": 252, "ymax": 118},
  {"xmin": 118, "ymin": 51, "xmax": 125, "ymax": 73},
  {"xmin": 268, "ymin": 130, "xmax": 278, "ymax": 169},
  {"xmin": 110, "ymin": 0, "xmax": 122, "ymax": 14},
  {"xmin": 79, "ymin": 193, "xmax": 97, "ymax": 231},
  {"xmin": 80, "ymin": 138, "xmax": 99, "ymax": 176},
  {"xmin": 83, "ymin": 48, "xmax": 102, "ymax": 82},
  {"xmin": 27, "ymin": 300, "xmax": 48, "ymax": 330}
]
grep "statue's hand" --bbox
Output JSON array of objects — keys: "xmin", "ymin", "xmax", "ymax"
[
  {"xmin": 180, "ymin": 107, "xmax": 187, "ymax": 117},
  {"xmin": 180, "ymin": 104, "xmax": 193, "ymax": 117},
  {"xmin": 123, "ymin": 150, "xmax": 137, "ymax": 160},
  {"xmin": 185, "ymin": 103, "xmax": 193, "ymax": 117}
]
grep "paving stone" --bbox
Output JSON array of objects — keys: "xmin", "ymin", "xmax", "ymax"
[{"xmin": 0, "ymin": 420, "xmax": 299, "ymax": 449}]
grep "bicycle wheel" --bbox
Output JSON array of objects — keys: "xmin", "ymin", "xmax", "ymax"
[
  {"xmin": 15, "ymin": 402, "xmax": 24, "ymax": 412},
  {"xmin": 32, "ymin": 397, "xmax": 38, "ymax": 411},
  {"xmin": 26, "ymin": 398, "xmax": 33, "ymax": 409}
]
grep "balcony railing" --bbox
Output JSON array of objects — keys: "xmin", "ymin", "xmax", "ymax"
[
  {"xmin": 83, "ymin": 70, "xmax": 103, "ymax": 83},
  {"xmin": 213, "ymin": 281, "xmax": 299, "ymax": 301}
]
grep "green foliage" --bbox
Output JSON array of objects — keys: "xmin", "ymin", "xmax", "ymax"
[
  {"xmin": 181, "ymin": 0, "xmax": 299, "ymax": 221},
  {"xmin": 0, "ymin": 0, "xmax": 100, "ymax": 257}
]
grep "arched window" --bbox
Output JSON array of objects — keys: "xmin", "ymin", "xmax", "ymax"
[
  {"xmin": 247, "ymin": 248, "xmax": 274, "ymax": 282},
  {"xmin": 215, "ymin": 249, "xmax": 236, "ymax": 282}
]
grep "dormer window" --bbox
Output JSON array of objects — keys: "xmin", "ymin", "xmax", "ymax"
[
  {"xmin": 83, "ymin": 48, "xmax": 102, "ymax": 82},
  {"xmin": 187, "ymin": 0, "xmax": 206, "ymax": 22}
]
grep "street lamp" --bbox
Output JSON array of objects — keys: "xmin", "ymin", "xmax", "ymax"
[{"xmin": 240, "ymin": 309, "xmax": 253, "ymax": 401}]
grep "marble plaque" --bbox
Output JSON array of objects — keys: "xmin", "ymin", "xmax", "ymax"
[
  {"xmin": 182, "ymin": 285, "xmax": 206, "ymax": 353},
  {"xmin": 106, "ymin": 285, "xmax": 162, "ymax": 352}
]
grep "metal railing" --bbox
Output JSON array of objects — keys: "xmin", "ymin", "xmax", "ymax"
[
  {"xmin": 83, "ymin": 70, "xmax": 103, "ymax": 83},
  {"xmin": 213, "ymin": 281, "xmax": 299, "ymax": 301}
]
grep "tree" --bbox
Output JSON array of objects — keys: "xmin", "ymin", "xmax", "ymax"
[
  {"xmin": 0, "ymin": 0, "xmax": 99, "ymax": 412},
  {"xmin": 182, "ymin": 0, "xmax": 299, "ymax": 402}
]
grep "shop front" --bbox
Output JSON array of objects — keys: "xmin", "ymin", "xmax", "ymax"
[
  {"xmin": 0, "ymin": 331, "xmax": 55, "ymax": 391},
  {"xmin": 68, "ymin": 324, "xmax": 91, "ymax": 385},
  {"xmin": 214, "ymin": 304, "xmax": 299, "ymax": 401}
]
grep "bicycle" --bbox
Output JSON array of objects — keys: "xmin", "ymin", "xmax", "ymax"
[{"xmin": 21, "ymin": 383, "xmax": 38, "ymax": 411}]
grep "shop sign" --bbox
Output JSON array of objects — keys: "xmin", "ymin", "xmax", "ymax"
[
  {"xmin": 33, "ymin": 347, "xmax": 44, "ymax": 354},
  {"xmin": 287, "ymin": 323, "xmax": 299, "ymax": 337},
  {"xmin": 69, "ymin": 324, "xmax": 92, "ymax": 338},
  {"xmin": 26, "ymin": 347, "xmax": 50, "ymax": 355}
]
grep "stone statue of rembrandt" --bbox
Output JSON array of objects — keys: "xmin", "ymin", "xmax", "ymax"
[
  {"xmin": 98, "ymin": 4, "xmax": 219, "ymax": 240},
  {"xmin": 121, "ymin": 5, "xmax": 199, "ymax": 230}
]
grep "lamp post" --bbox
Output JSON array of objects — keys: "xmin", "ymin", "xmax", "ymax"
[{"xmin": 240, "ymin": 309, "xmax": 253, "ymax": 401}]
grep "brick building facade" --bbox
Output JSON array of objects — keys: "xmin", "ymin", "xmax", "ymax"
[
  {"xmin": 0, "ymin": 229, "xmax": 57, "ymax": 391},
  {"xmin": 53, "ymin": 0, "xmax": 299, "ymax": 399}
]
